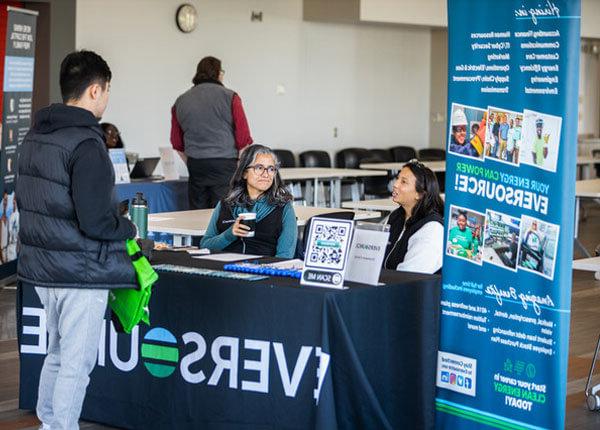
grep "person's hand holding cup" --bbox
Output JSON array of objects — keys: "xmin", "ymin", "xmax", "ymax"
[{"xmin": 232, "ymin": 212, "xmax": 256, "ymax": 237}]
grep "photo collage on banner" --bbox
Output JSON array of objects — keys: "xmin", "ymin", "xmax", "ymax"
[
  {"xmin": 447, "ymin": 102, "xmax": 561, "ymax": 281},
  {"xmin": 0, "ymin": 7, "xmax": 37, "ymax": 266},
  {"xmin": 437, "ymin": 1, "xmax": 580, "ymax": 429}
]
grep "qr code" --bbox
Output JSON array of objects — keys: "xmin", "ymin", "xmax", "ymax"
[{"xmin": 307, "ymin": 223, "xmax": 348, "ymax": 269}]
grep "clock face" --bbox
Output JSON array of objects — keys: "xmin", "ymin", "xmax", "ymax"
[{"xmin": 176, "ymin": 4, "xmax": 198, "ymax": 33}]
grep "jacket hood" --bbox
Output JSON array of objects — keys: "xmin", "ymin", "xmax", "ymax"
[{"xmin": 32, "ymin": 103, "xmax": 103, "ymax": 137}]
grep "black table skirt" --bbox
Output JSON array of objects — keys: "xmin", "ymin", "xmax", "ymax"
[{"xmin": 17, "ymin": 251, "xmax": 441, "ymax": 429}]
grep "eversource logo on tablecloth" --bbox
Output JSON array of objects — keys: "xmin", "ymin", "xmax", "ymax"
[
  {"xmin": 141, "ymin": 327, "xmax": 180, "ymax": 377},
  {"xmin": 20, "ymin": 308, "xmax": 331, "ymax": 403}
]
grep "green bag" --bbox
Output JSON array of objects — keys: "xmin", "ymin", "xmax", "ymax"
[{"xmin": 108, "ymin": 239, "xmax": 159, "ymax": 334}]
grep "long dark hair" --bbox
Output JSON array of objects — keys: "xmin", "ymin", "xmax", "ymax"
[
  {"xmin": 401, "ymin": 160, "xmax": 444, "ymax": 226},
  {"xmin": 100, "ymin": 122, "xmax": 124, "ymax": 149},
  {"xmin": 192, "ymin": 56, "xmax": 221, "ymax": 85},
  {"xmin": 223, "ymin": 145, "xmax": 292, "ymax": 208}
]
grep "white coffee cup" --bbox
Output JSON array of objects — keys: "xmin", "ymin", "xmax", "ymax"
[{"xmin": 239, "ymin": 212, "xmax": 256, "ymax": 237}]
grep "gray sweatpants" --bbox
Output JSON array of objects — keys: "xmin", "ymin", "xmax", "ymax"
[{"xmin": 35, "ymin": 287, "xmax": 108, "ymax": 430}]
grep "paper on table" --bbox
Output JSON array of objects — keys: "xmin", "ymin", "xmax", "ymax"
[
  {"xmin": 193, "ymin": 253, "xmax": 262, "ymax": 262},
  {"xmin": 187, "ymin": 248, "xmax": 211, "ymax": 255},
  {"xmin": 149, "ymin": 216, "xmax": 174, "ymax": 222},
  {"xmin": 269, "ymin": 259, "xmax": 304, "ymax": 269}
]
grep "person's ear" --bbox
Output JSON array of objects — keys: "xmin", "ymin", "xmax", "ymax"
[{"xmin": 89, "ymin": 83, "xmax": 101, "ymax": 101}]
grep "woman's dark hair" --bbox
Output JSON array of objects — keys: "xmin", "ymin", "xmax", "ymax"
[
  {"xmin": 224, "ymin": 144, "xmax": 292, "ymax": 208},
  {"xmin": 402, "ymin": 160, "xmax": 444, "ymax": 225},
  {"xmin": 60, "ymin": 50, "xmax": 111, "ymax": 102},
  {"xmin": 192, "ymin": 56, "xmax": 221, "ymax": 85},
  {"xmin": 100, "ymin": 122, "xmax": 124, "ymax": 148}
]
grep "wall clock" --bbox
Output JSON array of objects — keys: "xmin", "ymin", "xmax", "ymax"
[{"xmin": 176, "ymin": 4, "xmax": 198, "ymax": 33}]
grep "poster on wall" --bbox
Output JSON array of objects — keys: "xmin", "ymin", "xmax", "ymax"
[
  {"xmin": 0, "ymin": 6, "xmax": 37, "ymax": 267},
  {"xmin": 437, "ymin": 1, "xmax": 580, "ymax": 428}
]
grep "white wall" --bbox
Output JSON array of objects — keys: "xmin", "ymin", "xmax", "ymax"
[
  {"xmin": 360, "ymin": 0, "xmax": 446, "ymax": 27},
  {"xmin": 582, "ymin": 0, "xmax": 600, "ymax": 38},
  {"xmin": 75, "ymin": 0, "xmax": 431, "ymax": 165},
  {"xmin": 361, "ymin": 0, "xmax": 600, "ymax": 33}
]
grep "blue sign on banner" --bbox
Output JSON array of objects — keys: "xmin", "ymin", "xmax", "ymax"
[{"xmin": 436, "ymin": 1, "xmax": 580, "ymax": 428}]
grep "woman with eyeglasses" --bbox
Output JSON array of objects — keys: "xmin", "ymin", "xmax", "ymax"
[
  {"xmin": 383, "ymin": 160, "xmax": 445, "ymax": 274},
  {"xmin": 200, "ymin": 144, "xmax": 297, "ymax": 257}
]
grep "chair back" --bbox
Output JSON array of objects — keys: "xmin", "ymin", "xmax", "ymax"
[
  {"xmin": 368, "ymin": 149, "xmax": 393, "ymax": 162},
  {"xmin": 296, "ymin": 211, "xmax": 355, "ymax": 259},
  {"xmin": 418, "ymin": 148, "xmax": 446, "ymax": 161},
  {"xmin": 389, "ymin": 146, "xmax": 417, "ymax": 162},
  {"xmin": 299, "ymin": 150, "xmax": 331, "ymax": 168},
  {"xmin": 593, "ymin": 149, "xmax": 600, "ymax": 178},
  {"xmin": 335, "ymin": 148, "xmax": 371, "ymax": 168},
  {"xmin": 273, "ymin": 149, "xmax": 296, "ymax": 168}
]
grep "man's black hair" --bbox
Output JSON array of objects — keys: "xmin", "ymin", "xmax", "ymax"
[{"xmin": 59, "ymin": 50, "xmax": 111, "ymax": 102}]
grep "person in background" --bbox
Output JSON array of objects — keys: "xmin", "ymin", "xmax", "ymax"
[
  {"xmin": 171, "ymin": 56, "xmax": 253, "ymax": 209},
  {"xmin": 448, "ymin": 211, "xmax": 476, "ymax": 259},
  {"xmin": 470, "ymin": 123, "xmax": 479, "ymax": 141},
  {"xmin": 0, "ymin": 192, "xmax": 7, "ymax": 263},
  {"xmin": 472, "ymin": 224, "xmax": 481, "ymax": 255},
  {"xmin": 201, "ymin": 144, "xmax": 297, "ymax": 258},
  {"xmin": 6, "ymin": 193, "xmax": 19, "ymax": 261},
  {"xmin": 498, "ymin": 114, "xmax": 509, "ymax": 159},
  {"xmin": 16, "ymin": 50, "xmax": 137, "ymax": 430},
  {"xmin": 505, "ymin": 118, "xmax": 515, "ymax": 162},
  {"xmin": 532, "ymin": 118, "xmax": 547, "ymax": 167},
  {"xmin": 383, "ymin": 159, "xmax": 444, "ymax": 274},
  {"xmin": 512, "ymin": 116, "xmax": 522, "ymax": 162},
  {"xmin": 491, "ymin": 114, "xmax": 500, "ymax": 157},
  {"xmin": 485, "ymin": 112, "xmax": 495, "ymax": 156},
  {"xmin": 101, "ymin": 122, "xmax": 124, "ymax": 149},
  {"xmin": 449, "ymin": 109, "xmax": 479, "ymax": 158}
]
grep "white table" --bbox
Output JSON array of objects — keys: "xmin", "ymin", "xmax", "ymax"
[
  {"xmin": 360, "ymin": 157, "xmax": 596, "ymax": 178},
  {"xmin": 577, "ymin": 155, "xmax": 599, "ymax": 180},
  {"xmin": 279, "ymin": 167, "xmax": 387, "ymax": 208},
  {"xmin": 342, "ymin": 198, "xmax": 397, "ymax": 212},
  {"xmin": 572, "ymin": 256, "xmax": 600, "ymax": 280},
  {"xmin": 360, "ymin": 160, "xmax": 446, "ymax": 173},
  {"xmin": 575, "ymin": 179, "xmax": 600, "ymax": 257},
  {"xmin": 148, "ymin": 206, "xmax": 382, "ymax": 246},
  {"xmin": 341, "ymin": 194, "xmax": 446, "ymax": 213}
]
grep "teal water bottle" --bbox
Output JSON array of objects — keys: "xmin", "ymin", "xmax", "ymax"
[{"xmin": 131, "ymin": 192, "xmax": 148, "ymax": 239}]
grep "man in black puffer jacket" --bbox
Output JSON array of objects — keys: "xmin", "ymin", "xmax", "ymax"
[{"xmin": 16, "ymin": 50, "xmax": 136, "ymax": 430}]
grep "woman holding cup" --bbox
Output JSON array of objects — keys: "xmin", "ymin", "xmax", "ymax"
[{"xmin": 200, "ymin": 144, "xmax": 297, "ymax": 257}]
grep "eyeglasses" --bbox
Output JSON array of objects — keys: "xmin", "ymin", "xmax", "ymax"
[
  {"xmin": 452, "ymin": 125, "xmax": 467, "ymax": 133},
  {"xmin": 247, "ymin": 164, "xmax": 278, "ymax": 176}
]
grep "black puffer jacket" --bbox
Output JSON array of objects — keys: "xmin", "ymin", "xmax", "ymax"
[{"xmin": 16, "ymin": 104, "xmax": 136, "ymax": 288}]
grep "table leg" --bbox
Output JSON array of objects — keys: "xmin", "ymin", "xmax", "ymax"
[
  {"xmin": 334, "ymin": 179, "xmax": 342, "ymax": 208},
  {"xmin": 329, "ymin": 179, "xmax": 335, "ymax": 208},
  {"xmin": 574, "ymin": 197, "xmax": 591, "ymax": 258},
  {"xmin": 314, "ymin": 178, "xmax": 319, "ymax": 207}
]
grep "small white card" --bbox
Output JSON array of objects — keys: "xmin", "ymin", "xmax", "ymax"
[
  {"xmin": 300, "ymin": 217, "xmax": 354, "ymax": 289},
  {"xmin": 345, "ymin": 226, "xmax": 389, "ymax": 285},
  {"xmin": 193, "ymin": 253, "xmax": 262, "ymax": 262},
  {"xmin": 159, "ymin": 147, "xmax": 179, "ymax": 180},
  {"xmin": 109, "ymin": 149, "xmax": 130, "ymax": 184}
]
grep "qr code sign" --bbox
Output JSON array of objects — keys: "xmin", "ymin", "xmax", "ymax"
[{"xmin": 306, "ymin": 219, "xmax": 352, "ymax": 270}]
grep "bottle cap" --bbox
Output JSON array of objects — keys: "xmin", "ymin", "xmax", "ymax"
[{"xmin": 132, "ymin": 192, "xmax": 147, "ymax": 206}]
